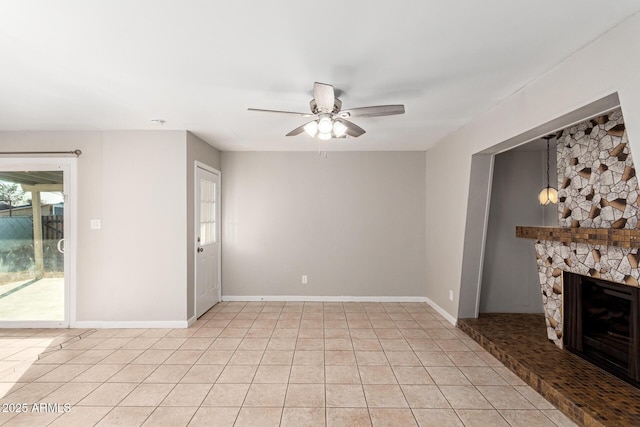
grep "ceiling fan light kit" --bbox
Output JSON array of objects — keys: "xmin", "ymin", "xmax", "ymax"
[{"xmin": 248, "ymin": 82, "xmax": 405, "ymax": 140}]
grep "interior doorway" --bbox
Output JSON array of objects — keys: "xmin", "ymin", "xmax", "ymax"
[
  {"xmin": 478, "ymin": 144, "xmax": 557, "ymax": 314},
  {"xmin": 0, "ymin": 158, "xmax": 76, "ymax": 327},
  {"xmin": 457, "ymin": 93, "xmax": 620, "ymax": 319}
]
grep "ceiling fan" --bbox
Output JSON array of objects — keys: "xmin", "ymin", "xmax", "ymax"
[{"xmin": 248, "ymin": 82, "xmax": 405, "ymax": 140}]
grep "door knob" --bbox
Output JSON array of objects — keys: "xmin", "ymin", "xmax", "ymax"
[{"xmin": 197, "ymin": 247, "xmax": 204, "ymax": 253}]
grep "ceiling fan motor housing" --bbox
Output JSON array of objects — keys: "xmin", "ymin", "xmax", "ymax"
[{"xmin": 310, "ymin": 98, "xmax": 342, "ymax": 115}]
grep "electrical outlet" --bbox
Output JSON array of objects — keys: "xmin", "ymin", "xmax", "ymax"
[
  {"xmin": 302, "ymin": 275, "xmax": 308, "ymax": 284},
  {"xmin": 449, "ymin": 290, "xmax": 454, "ymax": 301},
  {"xmin": 90, "ymin": 219, "xmax": 101, "ymax": 229}
]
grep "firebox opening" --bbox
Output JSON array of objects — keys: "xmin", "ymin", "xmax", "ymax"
[
  {"xmin": 564, "ymin": 271, "xmax": 640, "ymax": 388},
  {"xmin": 583, "ymin": 279, "xmax": 632, "ymax": 371}
]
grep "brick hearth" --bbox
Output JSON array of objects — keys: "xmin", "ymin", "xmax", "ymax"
[{"xmin": 458, "ymin": 314, "xmax": 640, "ymax": 426}]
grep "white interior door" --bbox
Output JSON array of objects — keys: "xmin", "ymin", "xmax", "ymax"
[{"xmin": 195, "ymin": 165, "xmax": 220, "ymax": 318}]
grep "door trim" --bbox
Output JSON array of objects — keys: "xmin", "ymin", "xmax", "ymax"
[
  {"xmin": 194, "ymin": 161, "xmax": 221, "ymax": 317},
  {"xmin": 0, "ymin": 157, "xmax": 77, "ymax": 328}
]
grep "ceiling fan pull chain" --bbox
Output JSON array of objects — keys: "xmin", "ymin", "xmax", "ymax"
[{"xmin": 317, "ymin": 143, "xmax": 327, "ymax": 159}]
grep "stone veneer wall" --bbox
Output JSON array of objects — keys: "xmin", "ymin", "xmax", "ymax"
[
  {"xmin": 535, "ymin": 108, "xmax": 640, "ymax": 346},
  {"xmin": 557, "ymin": 108, "xmax": 637, "ymax": 229}
]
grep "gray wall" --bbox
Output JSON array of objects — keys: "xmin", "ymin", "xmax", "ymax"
[
  {"xmin": 544, "ymin": 146, "xmax": 559, "ymax": 226},
  {"xmin": 186, "ymin": 132, "xmax": 221, "ymax": 318},
  {"xmin": 479, "ymin": 148, "xmax": 558, "ymax": 313},
  {"xmin": 221, "ymin": 151, "xmax": 426, "ymax": 298},
  {"xmin": 0, "ymin": 131, "xmax": 188, "ymax": 324}
]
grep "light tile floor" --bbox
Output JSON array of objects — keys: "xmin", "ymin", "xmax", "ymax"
[{"xmin": 0, "ymin": 302, "xmax": 577, "ymax": 426}]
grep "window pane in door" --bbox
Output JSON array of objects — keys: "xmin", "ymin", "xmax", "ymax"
[{"xmin": 199, "ymin": 178, "xmax": 216, "ymax": 245}]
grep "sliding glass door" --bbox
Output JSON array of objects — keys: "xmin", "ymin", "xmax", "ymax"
[{"xmin": 0, "ymin": 159, "xmax": 73, "ymax": 327}]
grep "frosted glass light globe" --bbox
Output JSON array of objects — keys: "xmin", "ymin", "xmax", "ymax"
[
  {"xmin": 303, "ymin": 121, "xmax": 318, "ymax": 137},
  {"xmin": 318, "ymin": 131, "xmax": 331, "ymax": 141},
  {"xmin": 332, "ymin": 120, "xmax": 348, "ymax": 137},
  {"xmin": 317, "ymin": 116, "xmax": 333, "ymax": 134},
  {"xmin": 538, "ymin": 187, "xmax": 558, "ymax": 205}
]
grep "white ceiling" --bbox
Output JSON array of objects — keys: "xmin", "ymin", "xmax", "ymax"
[{"xmin": 1, "ymin": 1, "xmax": 639, "ymax": 152}]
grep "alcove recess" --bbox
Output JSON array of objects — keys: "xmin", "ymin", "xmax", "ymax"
[{"xmin": 516, "ymin": 108, "xmax": 640, "ymax": 347}]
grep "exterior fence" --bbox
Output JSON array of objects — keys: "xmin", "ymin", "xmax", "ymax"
[
  {"xmin": 0, "ymin": 215, "xmax": 64, "ymax": 243},
  {"xmin": 0, "ymin": 215, "xmax": 64, "ymax": 275},
  {"xmin": 43, "ymin": 215, "xmax": 63, "ymax": 240}
]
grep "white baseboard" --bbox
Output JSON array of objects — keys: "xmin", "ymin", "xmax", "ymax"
[
  {"xmin": 72, "ymin": 320, "xmax": 190, "ymax": 329},
  {"xmin": 67, "ymin": 299, "xmax": 456, "ymax": 329},
  {"xmin": 222, "ymin": 295, "xmax": 429, "ymax": 303},
  {"xmin": 424, "ymin": 296, "xmax": 457, "ymax": 326},
  {"xmin": 222, "ymin": 295, "xmax": 457, "ymax": 326}
]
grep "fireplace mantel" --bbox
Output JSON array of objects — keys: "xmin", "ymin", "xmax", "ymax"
[{"xmin": 516, "ymin": 226, "xmax": 640, "ymax": 249}]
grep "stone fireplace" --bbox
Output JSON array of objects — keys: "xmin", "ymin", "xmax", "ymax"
[{"xmin": 516, "ymin": 107, "xmax": 640, "ymax": 351}]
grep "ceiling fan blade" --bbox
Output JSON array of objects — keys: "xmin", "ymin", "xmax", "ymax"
[
  {"xmin": 313, "ymin": 82, "xmax": 335, "ymax": 113},
  {"xmin": 335, "ymin": 118, "xmax": 366, "ymax": 138},
  {"xmin": 285, "ymin": 122, "xmax": 312, "ymax": 137},
  {"xmin": 248, "ymin": 108, "xmax": 313, "ymax": 117},
  {"xmin": 339, "ymin": 105, "xmax": 405, "ymax": 118}
]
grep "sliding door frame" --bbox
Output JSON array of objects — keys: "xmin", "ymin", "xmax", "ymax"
[{"xmin": 0, "ymin": 157, "xmax": 77, "ymax": 328}]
